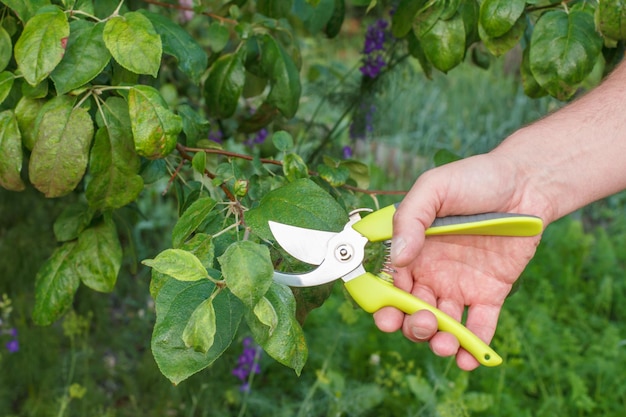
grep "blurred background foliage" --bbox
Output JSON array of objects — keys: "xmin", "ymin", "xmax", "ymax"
[{"xmin": 2, "ymin": 0, "xmax": 626, "ymax": 416}]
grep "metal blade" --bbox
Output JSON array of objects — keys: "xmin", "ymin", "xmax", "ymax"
[{"xmin": 268, "ymin": 221, "xmax": 337, "ymax": 265}]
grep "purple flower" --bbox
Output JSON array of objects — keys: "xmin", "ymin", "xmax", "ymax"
[
  {"xmin": 248, "ymin": 128, "xmax": 268, "ymax": 146},
  {"xmin": 342, "ymin": 146, "xmax": 353, "ymax": 159},
  {"xmin": 208, "ymin": 130, "xmax": 223, "ymax": 143},
  {"xmin": 232, "ymin": 337, "xmax": 261, "ymax": 391},
  {"xmin": 6, "ymin": 339, "xmax": 18, "ymax": 353},
  {"xmin": 359, "ymin": 19, "xmax": 391, "ymax": 79}
]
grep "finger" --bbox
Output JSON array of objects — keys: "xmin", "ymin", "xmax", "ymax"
[
  {"xmin": 402, "ymin": 309, "xmax": 438, "ymax": 341},
  {"xmin": 391, "ymin": 178, "xmax": 440, "ymax": 268},
  {"xmin": 454, "ymin": 304, "xmax": 502, "ymax": 371},
  {"xmin": 373, "ymin": 306, "xmax": 405, "ymax": 333}
]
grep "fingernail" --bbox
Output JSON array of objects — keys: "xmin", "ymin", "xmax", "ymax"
[
  {"xmin": 391, "ymin": 236, "xmax": 406, "ymax": 263},
  {"xmin": 411, "ymin": 326, "xmax": 431, "ymax": 340}
]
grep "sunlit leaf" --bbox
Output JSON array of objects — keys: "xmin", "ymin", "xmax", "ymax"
[
  {"xmin": 479, "ymin": 15, "xmax": 526, "ymax": 57},
  {"xmin": 182, "ymin": 297, "xmax": 217, "ymax": 353},
  {"xmin": 103, "ymin": 11, "xmax": 162, "ymax": 77},
  {"xmin": 143, "ymin": 248, "xmax": 209, "ymax": 282},
  {"xmin": 14, "ymin": 6, "xmax": 69, "ymax": 86},
  {"xmin": 219, "ymin": 241, "xmax": 274, "ymax": 309}
]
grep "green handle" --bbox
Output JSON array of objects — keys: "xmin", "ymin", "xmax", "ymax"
[
  {"xmin": 344, "ymin": 272, "xmax": 502, "ymax": 367},
  {"xmin": 352, "ymin": 204, "xmax": 543, "ymax": 242}
]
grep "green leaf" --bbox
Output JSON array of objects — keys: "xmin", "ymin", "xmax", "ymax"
[
  {"xmin": 253, "ymin": 296, "xmax": 278, "ymax": 335},
  {"xmin": 272, "ymin": 130, "xmax": 294, "ymax": 151},
  {"xmin": 143, "ymin": 248, "xmax": 209, "ymax": 282},
  {"xmin": 182, "ymin": 297, "xmax": 217, "ymax": 353},
  {"xmin": 51, "ymin": 20, "xmax": 110, "ymax": 95},
  {"xmin": 14, "ymin": 96, "xmax": 44, "ymax": 150},
  {"xmin": 317, "ymin": 163, "xmax": 350, "ymax": 187},
  {"xmin": 245, "ymin": 178, "xmax": 348, "ymax": 241},
  {"xmin": 29, "ymin": 102, "xmax": 94, "ymax": 198},
  {"xmin": 192, "ymin": 151, "xmax": 206, "ymax": 174},
  {"xmin": 0, "ymin": 26, "xmax": 12, "ymax": 71},
  {"xmin": 291, "ymin": 283, "xmax": 335, "ymax": 324},
  {"xmin": 178, "ymin": 104, "xmax": 210, "ymax": 148},
  {"xmin": 0, "ymin": 110, "xmax": 25, "ymax": 191},
  {"xmin": 259, "ymin": 34, "xmax": 301, "ymax": 118},
  {"xmin": 180, "ymin": 233, "xmax": 214, "ymax": 269},
  {"xmin": 433, "ymin": 148, "xmax": 462, "ymax": 167},
  {"xmin": 479, "ymin": 14, "xmax": 526, "ymax": 57},
  {"xmin": 33, "ymin": 241, "xmax": 80, "ymax": 325},
  {"xmin": 392, "ymin": 0, "xmax": 428, "ymax": 38},
  {"xmin": 341, "ymin": 159, "xmax": 370, "ymax": 189},
  {"xmin": 246, "ymin": 283, "xmax": 308, "ymax": 374},
  {"xmin": 479, "ymin": 0, "xmax": 525, "ymax": 38},
  {"xmin": 521, "ymin": 46, "xmax": 547, "ymax": 99},
  {"xmin": 257, "ymin": 0, "xmax": 294, "ymax": 19},
  {"xmin": 218, "ymin": 241, "xmax": 274, "ymax": 309},
  {"xmin": 53, "ymin": 201, "xmax": 94, "ymax": 242},
  {"xmin": 87, "ymin": 97, "xmax": 144, "ymax": 210},
  {"xmin": 171, "ymin": 196, "xmax": 217, "ymax": 248},
  {"xmin": 206, "ymin": 22, "xmax": 230, "ymax": 53},
  {"xmin": 0, "ymin": 71, "xmax": 14, "ymax": 105},
  {"xmin": 283, "ymin": 152, "xmax": 309, "ymax": 182},
  {"xmin": 138, "ymin": 10, "xmax": 208, "ymax": 83},
  {"xmin": 419, "ymin": 12, "xmax": 466, "ymax": 73},
  {"xmin": 73, "ymin": 216, "xmax": 122, "ymax": 293},
  {"xmin": 530, "ymin": 9, "xmax": 603, "ymax": 100},
  {"xmin": 204, "ymin": 50, "xmax": 245, "ymax": 118},
  {"xmin": 128, "ymin": 85, "xmax": 182, "ymax": 159},
  {"xmin": 596, "ymin": 0, "xmax": 626, "ymax": 41},
  {"xmin": 151, "ymin": 279, "xmax": 242, "ymax": 385},
  {"xmin": 324, "ymin": 0, "xmax": 345, "ymax": 38},
  {"xmin": 14, "ymin": 6, "xmax": 69, "ymax": 86},
  {"xmin": 406, "ymin": 30, "xmax": 433, "ymax": 79},
  {"xmin": 103, "ymin": 11, "xmax": 162, "ymax": 77},
  {"xmin": 0, "ymin": 0, "xmax": 50, "ymax": 23}
]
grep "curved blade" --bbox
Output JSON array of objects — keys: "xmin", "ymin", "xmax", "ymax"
[{"xmin": 269, "ymin": 221, "xmax": 337, "ymax": 265}]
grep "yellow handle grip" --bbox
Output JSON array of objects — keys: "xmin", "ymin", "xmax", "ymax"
[
  {"xmin": 352, "ymin": 204, "xmax": 543, "ymax": 242},
  {"xmin": 344, "ymin": 272, "xmax": 502, "ymax": 367}
]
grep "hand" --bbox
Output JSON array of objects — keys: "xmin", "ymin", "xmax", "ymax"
[{"xmin": 373, "ymin": 153, "xmax": 545, "ymax": 370}]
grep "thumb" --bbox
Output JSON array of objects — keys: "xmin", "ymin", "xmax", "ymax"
[{"xmin": 391, "ymin": 190, "xmax": 438, "ymax": 268}]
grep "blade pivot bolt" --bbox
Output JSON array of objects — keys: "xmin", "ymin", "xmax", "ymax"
[{"xmin": 335, "ymin": 244, "xmax": 353, "ymax": 262}]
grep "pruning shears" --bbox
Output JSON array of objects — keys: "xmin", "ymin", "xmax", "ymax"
[{"xmin": 269, "ymin": 204, "xmax": 543, "ymax": 367}]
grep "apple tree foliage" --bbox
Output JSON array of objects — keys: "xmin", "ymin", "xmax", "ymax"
[{"xmin": 0, "ymin": 0, "xmax": 624, "ymax": 384}]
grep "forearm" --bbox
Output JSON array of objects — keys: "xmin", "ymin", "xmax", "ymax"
[{"xmin": 492, "ymin": 60, "xmax": 626, "ymax": 224}]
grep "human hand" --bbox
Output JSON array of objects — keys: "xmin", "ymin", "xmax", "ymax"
[{"xmin": 373, "ymin": 153, "xmax": 545, "ymax": 370}]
